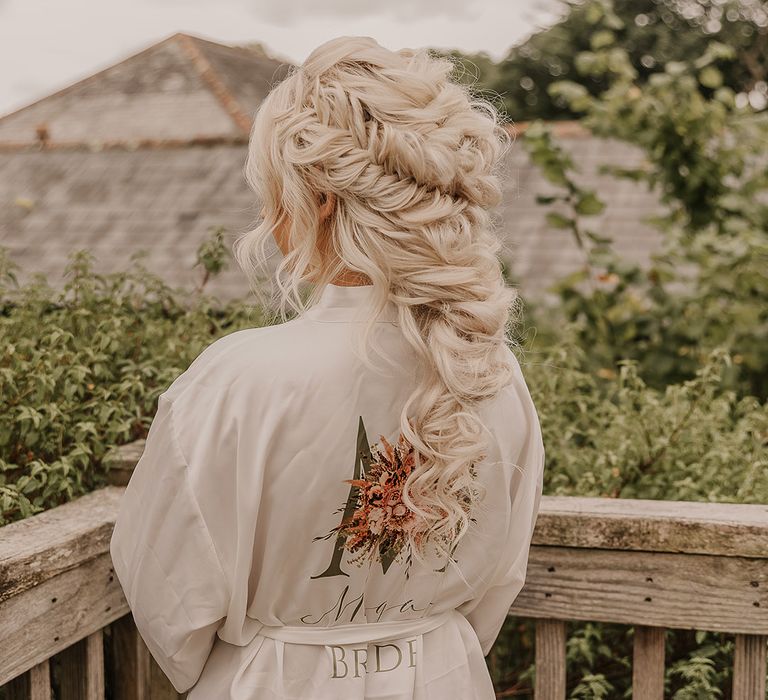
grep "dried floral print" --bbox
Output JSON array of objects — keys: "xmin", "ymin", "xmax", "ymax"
[{"xmin": 313, "ymin": 416, "xmax": 478, "ymax": 580}]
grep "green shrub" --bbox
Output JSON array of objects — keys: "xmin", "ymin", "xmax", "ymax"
[
  {"xmin": 517, "ymin": 0, "xmax": 768, "ymax": 402},
  {"xmin": 0, "ymin": 246, "xmax": 272, "ymax": 526},
  {"xmin": 487, "ymin": 1, "xmax": 768, "ymax": 694},
  {"xmin": 524, "ymin": 336, "xmax": 767, "ymax": 503}
]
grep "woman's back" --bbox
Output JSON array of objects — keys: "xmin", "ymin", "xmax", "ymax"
[
  {"xmin": 111, "ymin": 33, "xmax": 547, "ymax": 699},
  {"xmin": 110, "ymin": 282, "xmax": 545, "ymax": 698}
]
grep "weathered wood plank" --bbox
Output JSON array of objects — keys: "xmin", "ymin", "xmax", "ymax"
[
  {"xmin": 57, "ymin": 637, "xmax": 87, "ymax": 699},
  {"xmin": 29, "ymin": 660, "xmax": 52, "ymax": 700},
  {"xmin": 511, "ymin": 547, "xmax": 768, "ymax": 634},
  {"xmin": 0, "ymin": 487, "xmax": 124, "ymax": 603},
  {"xmin": 33, "ymin": 628, "xmax": 104, "ymax": 700},
  {"xmin": 2, "ymin": 482, "xmax": 768, "ymax": 698},
  {"xmin": 2, "ymin": 662, "xmax": 52, "ymax": 700},
  {"xmin": 0, "ymin": 552, "xmax": 127, "ymax": 685},
  {"xmin": 110, "ymin": 614, "xmax": 151, "ymax": 700},
  {"xmin": 105, "ymin": 440, "xmax": 146, "ymax": 487},
  {"xmin": 534, "ymin": 619, "xmax": 566, "ymax": 699},
  {"xmin": 632, "ymin": 626, "xmax": 665, "ymax": 699},
  {"xmin": 532, "ymin": 496, "xmax": 768, "ymax": 559},
  {"xmin": 110, "ymin": 444, "xmax": 768, "ymax": 559},
  {"xmin": 3, "ymin": 484, "xmax": 765, "ymax": 613},
  {"xmin": 732, "ymin": 634, "xmax": 767, "ymax": 700},
  {"xmin": 28, "ymin": 659, "xmax": 52, "ymax": 700},
  {"xmin": 86, "ymin": 629, "xmax": 105, "ymax": 699}
]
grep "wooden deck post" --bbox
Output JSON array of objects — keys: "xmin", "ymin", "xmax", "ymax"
[
  {"xmin": 110, "ymin": 614, "xmax": 151, "ymax": 700},
  {"xmin": 3, "ymin": 660, "xmax": 51, "ymax": 700},
  {"xmin": 632, "ymin": 626, "xmax": 665, "ymax": 699},
  {"xmin": 732, "ymin": 634, "xmax": 767, "ymax": 700},
  {"xmin": 56, "ymin": 631, "xmax": 105, "ymax": 699},
  {"xmin": 535, "ymin": 619, "xmax": 566, "ymax": 699}
]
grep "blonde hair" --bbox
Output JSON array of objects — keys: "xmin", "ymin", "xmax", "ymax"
[{"xmin": 234, "ymin": 36, "xmax": 521, "ymax": 569}]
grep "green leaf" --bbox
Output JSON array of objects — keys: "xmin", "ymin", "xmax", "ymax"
[
  {"xmin": 585, "ymin": 230, "xmax": 614, "ymax": 245},
  {"xmin": 585, "ymin": 3, "xmax": 603, "ymax": 24},
  {"xmin": 575, "ymin": 192, "xmax": 606, "ymax": 216},
  {"xmin": 698, "ymin": 66, "xmax": 722, "ymax": 89},
  {"xmin": 549, "ymin": 80, "xmax": 592, "ymax": 111},
  {"xmin": 665, "ymin": 61, "xmax": 688, "ymax": 77},
  {"xmin": 590, "ymin": 30, "xmax": 615, "ymax": 51},
  {"xmin": 546, "ymin": 212, "xmax": 573, "ymax": 229}
]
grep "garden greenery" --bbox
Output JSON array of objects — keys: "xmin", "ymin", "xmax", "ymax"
[
  {"xmin": 3, "ymin": 246, "xmax": 763, "ymax": 529},
  {"xmin": 490, "ymin": 1, "xmax": 767, "ymax": 696},
  {"xmin": 1, "ymin": 237, "xmax": 764, "ymax": 697},
  {"xmin": 0, "ymin": 245, "xmax": 269, "ymax": 525},
  {"xmin": 522, "ymin": 0, "xmax": 768, "ymax": 402}
]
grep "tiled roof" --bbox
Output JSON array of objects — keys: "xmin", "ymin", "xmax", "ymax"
[
  {"xmin": 0, "ymin": 34, "xmax": 668, "ymax": 305},
  {"xmin": 0, "ymin": 32, "xmax": 291, "ymax": 147},
  {"xmin": 1, "ymin": 144, "xmax": 259, "ymax": 299}
]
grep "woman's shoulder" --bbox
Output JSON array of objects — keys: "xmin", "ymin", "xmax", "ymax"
[
  {"xmin": 161, "ymin": 319, "xmax": 303, "ymax": 402},
  {"xmin": 161, "ymin": 313, "xmax": 359, "ymax": 405}
]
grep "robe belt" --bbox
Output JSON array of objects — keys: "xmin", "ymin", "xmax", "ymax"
[
  {"xmin": 252, "ymin": 608, "xmax": 461, "ymax": 699},
  {"xmin": 254, "ymin": 607, "xmax": 457, "ymax": 645}
]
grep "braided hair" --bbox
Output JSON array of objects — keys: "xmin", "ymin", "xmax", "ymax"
[{"xmin": 235, "ymin": 36, "xmax": 522, "ymax": 567}]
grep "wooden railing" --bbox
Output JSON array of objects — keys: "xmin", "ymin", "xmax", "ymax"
[
  {"xmin": 1, "ymin": 439, "xmax": 766, "ymax": 698},
  {"xmin": 509, "ymin": 496, "xmax": 768, "ymax": 699}
]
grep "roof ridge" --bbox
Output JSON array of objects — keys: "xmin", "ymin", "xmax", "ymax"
[
  {"xmin": 0, "ymin": 32, "xmax": 255, "ymax": 131},
  {"xmin": 0, "ymin": 33, "xmax": 192, "ymax": 123},
  {"xmin": 173, "ymin": 33, "xmax": 253, "ymax": 136},
  {"xmin": 183, "ymin": 33, "xmax": 272, "ymax": 59}
]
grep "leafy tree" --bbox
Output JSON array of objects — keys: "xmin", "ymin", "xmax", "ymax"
[
  {"xmin": 478, "ymin": 2, "xmax": 768, "ymax": 696},
  {"xmin": 518, "ymin": 0, "xmax": 768, "ymax": 400},
  {"xmin": 443, "ymin": 0, "xmax": 768, "ymax": 122}
]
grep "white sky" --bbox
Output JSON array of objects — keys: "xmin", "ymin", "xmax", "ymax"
[{"xmin": 0, "ymin": 0, "xmax": 566, "ymax": 116}]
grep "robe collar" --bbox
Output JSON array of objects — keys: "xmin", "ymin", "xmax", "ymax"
[{"xmin": 306, "ymin": 282, "xmax": 399, "ymax": 323}]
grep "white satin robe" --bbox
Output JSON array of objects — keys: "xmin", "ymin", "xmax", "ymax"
[{"xmin": 109, "ymin": 282, "xmax": 546, "ymax": 699}]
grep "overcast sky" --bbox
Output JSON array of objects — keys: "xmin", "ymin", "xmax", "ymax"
[{"xmin": 0, "ymin": 0, "xmax": 566, "ymax": 116}]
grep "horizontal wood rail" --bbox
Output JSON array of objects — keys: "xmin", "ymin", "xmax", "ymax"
[
  {"xmin": 1, "ymin": 440, "xmax": 766, "ymax": 698},
  {"xmin": 511, "ymin": 496, "xmax": 768, "ymax": 699}
]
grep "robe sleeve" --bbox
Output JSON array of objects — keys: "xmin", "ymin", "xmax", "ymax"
[
  {"xmin": 457, "ymin": 357, "xmax": 546, "ymax": 657},
  {"xmin": 109, "ymin": 392, "xmax": 231, "ymax": 693}
]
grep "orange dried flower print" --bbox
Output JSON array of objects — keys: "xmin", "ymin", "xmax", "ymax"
[
  {"xmin": 313, "ymin": 420, "xmax": 478, "ymax": 580},
  {"xmin": 327, "ymin": 431, "xmax": 421, "ymax": 576}
]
